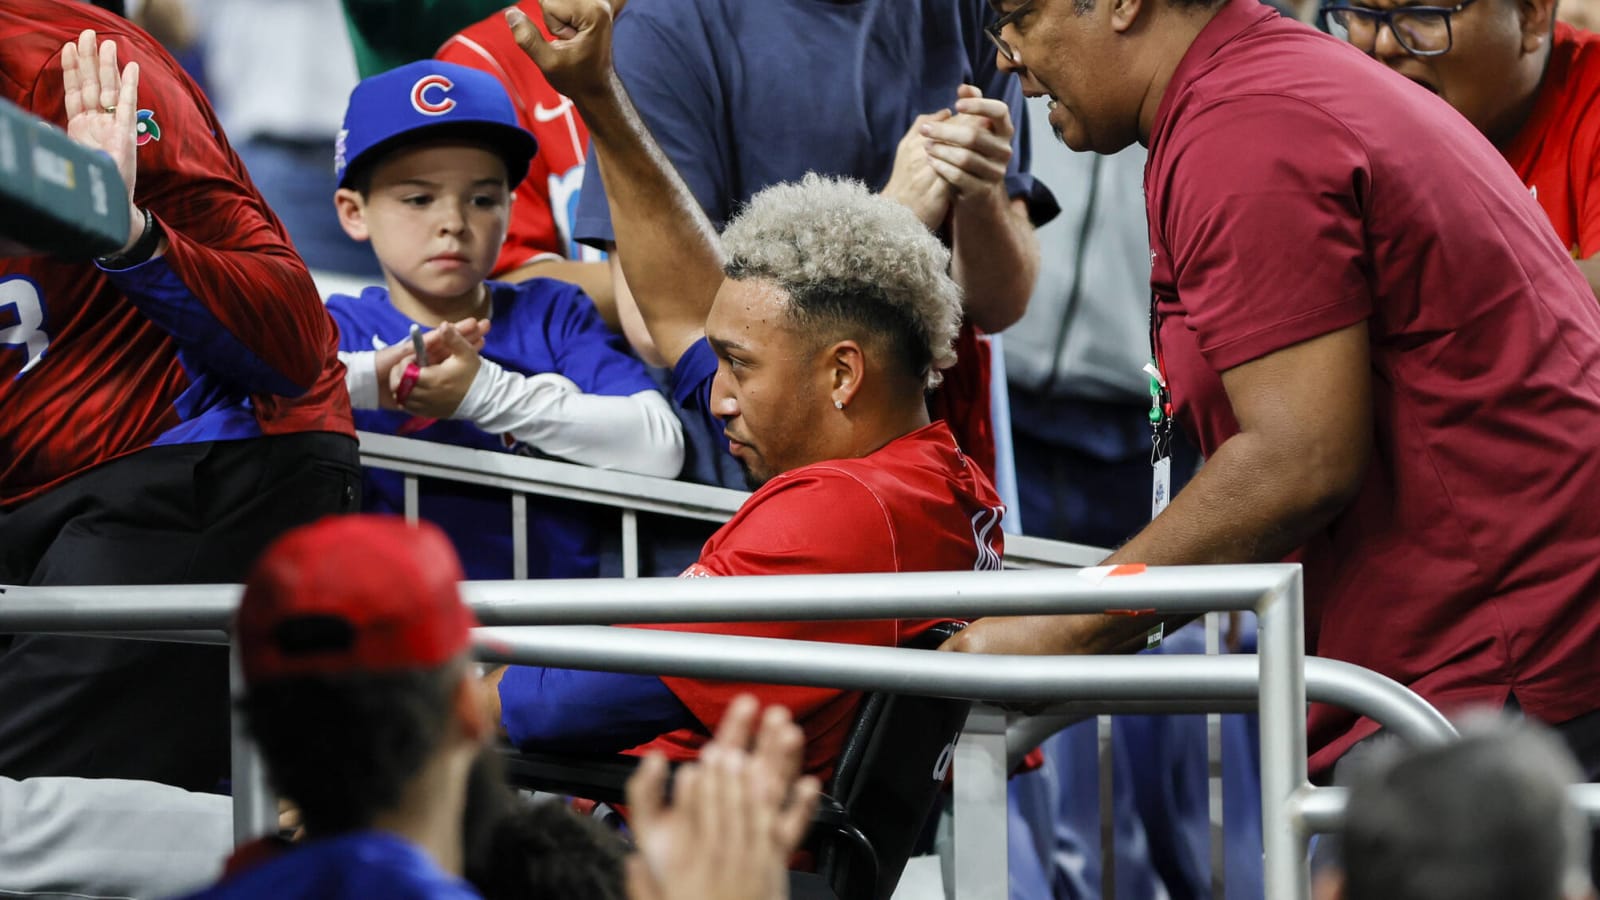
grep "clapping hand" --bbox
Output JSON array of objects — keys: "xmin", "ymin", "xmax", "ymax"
[
  {"xmin": 884, "ymin": 111, "xmax": 958, "ymax": 230},
  {"xmin": 626, "ymin": 695, "xmax": 822, "ymax": 900},
  {"xmin": 921, "ymin": 84, "xmax": 1015, "ymax": 208}
]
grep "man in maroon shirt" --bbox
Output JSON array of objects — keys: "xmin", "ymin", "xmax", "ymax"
[
  {"xmin": 948, "ymin": 0, "xmax": 1600, "ymax": 782},
  {"xmin": 0, "ymin": 4, "xmax": 357, "ymax": 789}
]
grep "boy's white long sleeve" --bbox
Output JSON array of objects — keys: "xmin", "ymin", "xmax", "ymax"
[
  {"xmin": 453, "ymin": 358, "xmax": 685, "ymax": 478},
  {"xmin": 338, "ymin": 350, "xmax": 381, "ymax": 410}
]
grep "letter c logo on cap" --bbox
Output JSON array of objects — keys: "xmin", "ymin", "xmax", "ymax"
[{"xmin": 410, "ymin": 75, "xmax": 456, "ymax": 116}]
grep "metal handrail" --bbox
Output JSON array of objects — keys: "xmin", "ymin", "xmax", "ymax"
[
  {"xmin": 2, "ymin": 563, "xmax": 1315, "ymax": 899},
  {"xmin": 356, "ymin": 431, "xmax": 1109, "ymax": 570},
  {"xmin": 0, "ymin": 566, "xmax": 1286, "ymax": 631}
]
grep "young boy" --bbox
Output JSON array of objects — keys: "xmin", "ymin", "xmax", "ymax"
[{"xmin": 325, "ymin": 60, "xmax": 683, "ymax": 580}]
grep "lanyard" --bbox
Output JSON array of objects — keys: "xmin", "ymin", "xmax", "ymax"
[
  {"xmin": 1146, "ymin": 290, "xmax": 1174, "ymax": 464},
  {"xmin": 1145, "ymin": 290, "xmax": 1175, "ymax": 520}
]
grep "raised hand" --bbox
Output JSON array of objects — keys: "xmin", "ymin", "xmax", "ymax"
[
  {"xmin": 504, "ymin": 0, "xmax": 616, "ymax": 103},
  {"xmin": 61, "ymin": 29, "xmax": 142, "ymax": 249},
  {"xmin": 922, "ymin": 84, "xmax": 1015, "ymax": 207},
  {"xmin": 883, "ymin": 111, "xmax": 957, "ymax": 230}
]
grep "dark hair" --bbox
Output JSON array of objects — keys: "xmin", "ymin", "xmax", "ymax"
[
  {"xmin": 466, "ymin": 799, "xmax": 629, "ymax": 900},
  {"xmin": 240, "ymin": 660, "xmax": 464, "ymax": 836},
  {"xmin": 723, "ymin": 269, "xmax": 935, "ymax": 386},
  {"xmin": 1341, "ymin": 722, "xmax": 1590, "ymax": 900}
]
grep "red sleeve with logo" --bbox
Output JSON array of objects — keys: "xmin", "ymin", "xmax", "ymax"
[
  {"xmin": 0, "ymin": 4, "xmax": 351, "ymax": 506},
  {"xmin": 437, "ymin": 2, "xmax": 591, "ymax": 274}
]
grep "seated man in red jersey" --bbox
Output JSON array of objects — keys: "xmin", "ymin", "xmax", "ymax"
[
  {"xmin": 1321, "ymin": 0, "xmax": 1600, "ymax": 298},
  {"xmin": 483, "ymin": 5, "xmax": 1006, "ymax": 780}
]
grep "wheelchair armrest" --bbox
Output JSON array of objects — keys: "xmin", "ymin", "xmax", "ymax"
[{"xmin": 496, "ymin": 744, "xmax": 642, "ymax": 806}]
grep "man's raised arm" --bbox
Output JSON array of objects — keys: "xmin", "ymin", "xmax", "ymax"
[{"xmin": 507, "ymin": 2, "xmax": 723, "ymax": 368}]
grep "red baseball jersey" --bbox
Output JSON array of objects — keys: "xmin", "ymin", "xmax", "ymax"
[
  {"xmin": 629, "ymin": 421, "xmax": 1005, "ymax": 779},
  {"xmin": 436, "ymin": 2, "xmax": 598, "ymax": 275},
  {"xmin": 0, "ymin": 1, "xmax": 353, "ymax": 508},
  {"xmin": 1504, "ymin": 22, "xmax": 1600, "ymax": 261}
]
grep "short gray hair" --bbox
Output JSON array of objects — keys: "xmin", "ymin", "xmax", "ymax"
[
  {"xmin": 1341, "ymin": 716, "xmax": 1593, "ymax": 900},
  {"xmin": 719, "ymin": 173, "xmax": 962, "ymax": 389}
]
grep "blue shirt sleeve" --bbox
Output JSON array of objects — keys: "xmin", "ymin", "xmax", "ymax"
[
  {"xmin": 671, "ymin": 336, "xmax": 720, "ymax": 428},
  {"xmin": 498, "ymin": 665, "xmax": 698, "ymax": 753},
  {"xmin": 534, "ymin": 280, "xmax": 660, "ymax": 397},
  {"xmin": 100, "ymin": 256, "xmax": 306, "ymax": 397},
  {"xmin": 572, "ymin": 3, "xmax": 732, "ymax": 248}
]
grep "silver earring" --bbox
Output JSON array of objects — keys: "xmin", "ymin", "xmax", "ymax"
[{"xmin": 834, "ymin": 399, "xmax": 844, "ymax": 410}]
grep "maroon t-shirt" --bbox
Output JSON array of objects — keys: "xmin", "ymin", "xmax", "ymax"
[{"xmin": 1145, "ymin": 0, "xmax": 1600, "ymax": 775}]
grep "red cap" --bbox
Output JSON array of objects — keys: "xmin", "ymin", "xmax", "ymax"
[{"xmin": 237, "ymin": 515, "xmax": 476, "ymax": 685}]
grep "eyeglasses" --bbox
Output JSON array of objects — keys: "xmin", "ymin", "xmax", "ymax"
[
  {"xmin": 985, "ymin": 0, "xmax": 1039, "ymax": 64},
  {"xmin": 1319, "ymin": 0, "xmax": 1480, "ymax": 57}
]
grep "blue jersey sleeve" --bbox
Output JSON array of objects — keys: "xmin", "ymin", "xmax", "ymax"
[
  {"xmin": 572, "ymin": 4, "xmax": 732, "ymax": 248},
  {"xmin": 101, "ymin": 256, "xmax": 307, "ymax": 397},
  {"xmin": 498, "ymin": 666, "xmax": 698, "ymax": 753},
  {"xmin": 670, "ymin": 336, "xmax": 720, "ymax": 430},
  {"xmin": 535, "ymin": 281, "xmax": 660, "ymax": 397}
]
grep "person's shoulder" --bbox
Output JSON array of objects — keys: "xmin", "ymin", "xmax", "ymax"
[
  {"xmin": 0, "ymin": 2, "xmax": 174, "ymax": 108},
  {"xmin": 325, "ymin": 285, "xmax": 394, "ymax": 318},
  {"xmin": 738, "ymin": 464, "xmax": 883, "ymax": 518},
  {"xmin": 618, "ymin": 0, "xmax": 720, "ymax": 28},
  {"xmin": 1557, "ymin": 23, "xmax": 1600, "ymax": 104}
]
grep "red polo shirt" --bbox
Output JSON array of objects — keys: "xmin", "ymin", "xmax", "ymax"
[
  {"xmin": 1503, "ymin": 22, "xmax": 1600, "ymax": 260},
  {"xmin": 1145, "ymin": 0, "xmax": 1600, "ymax": 776}
]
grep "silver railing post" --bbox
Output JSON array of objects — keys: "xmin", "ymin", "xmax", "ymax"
[
  {"xmin": 1206, "ymin": 612, "xmax": 1226, "ymax": 898},
  {"xmin": 954, "ymin": 703, "xmax": 1009, "ymax": 900},
  {"xmin": 403, "ymin": 474, "xmax": 419, "ymax": 524},
  {"xmin": 621, "ymin": 509, "xmax": 640, "ymax": 579},
  {"xmin": 1258, "ymin": 568, "xmax": 1310, "ymax": 900},
  {"xmin": 511, "ymin": 493, "xmax": 528, "ymax": 579},
  {"xmin": 229, "ymin": 639, "xmax": 277, "ymax": 845}
]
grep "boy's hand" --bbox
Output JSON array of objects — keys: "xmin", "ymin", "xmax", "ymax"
[
  {"xmin": 389, "ymin": 323, "xmax": 483, "ymax": 418},
  {"xmin": 505, "ymin": 1, "xmax": 615, "ymax": 103},
  {"xmin": 373, "ymin": 317, "xmax": 488, "ymax": 410}
]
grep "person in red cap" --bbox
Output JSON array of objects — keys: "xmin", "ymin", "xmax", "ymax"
[
  {"xmin": 189, "ymin": 514, "xmax": 488, "ymax": 899},
  {"xmin": 186, "ymin": 514, "xmax": 820, "ymax": 900}
]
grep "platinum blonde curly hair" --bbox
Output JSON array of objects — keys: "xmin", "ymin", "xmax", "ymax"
[{"xmin": 720, "ymin": 173, "xmax": 963, "ymax": 389}]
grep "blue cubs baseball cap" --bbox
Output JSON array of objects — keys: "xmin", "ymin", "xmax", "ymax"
[{"xmin": 335, "ymin": 60, "xmax": 538, "ymax": 189}]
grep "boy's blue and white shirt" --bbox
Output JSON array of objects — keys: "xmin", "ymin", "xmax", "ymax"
[{"xmin": 327, "ymin": 278, "xmax": 677, "ymax": 580}]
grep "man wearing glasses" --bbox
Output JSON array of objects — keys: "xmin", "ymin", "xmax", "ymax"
[
  {"xmin": 949, "ymin": 0, "xmax": 1600, "ymax": 799},
  {"xmin": 1322, "ymin": 0, "xmax": 1600, "ymax": 299}
]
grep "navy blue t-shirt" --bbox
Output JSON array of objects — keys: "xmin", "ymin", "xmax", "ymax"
[
  {"xmin": 573, "ymin": 0, "xmax": 1052, "ymax": 243},
  {"xmin": 326, "ymin": 279, "xmax": 660, "ymax": 580},
  {"xmin": 573, "ymin": 0, "xmax": 1056, "ymax": 489}
]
